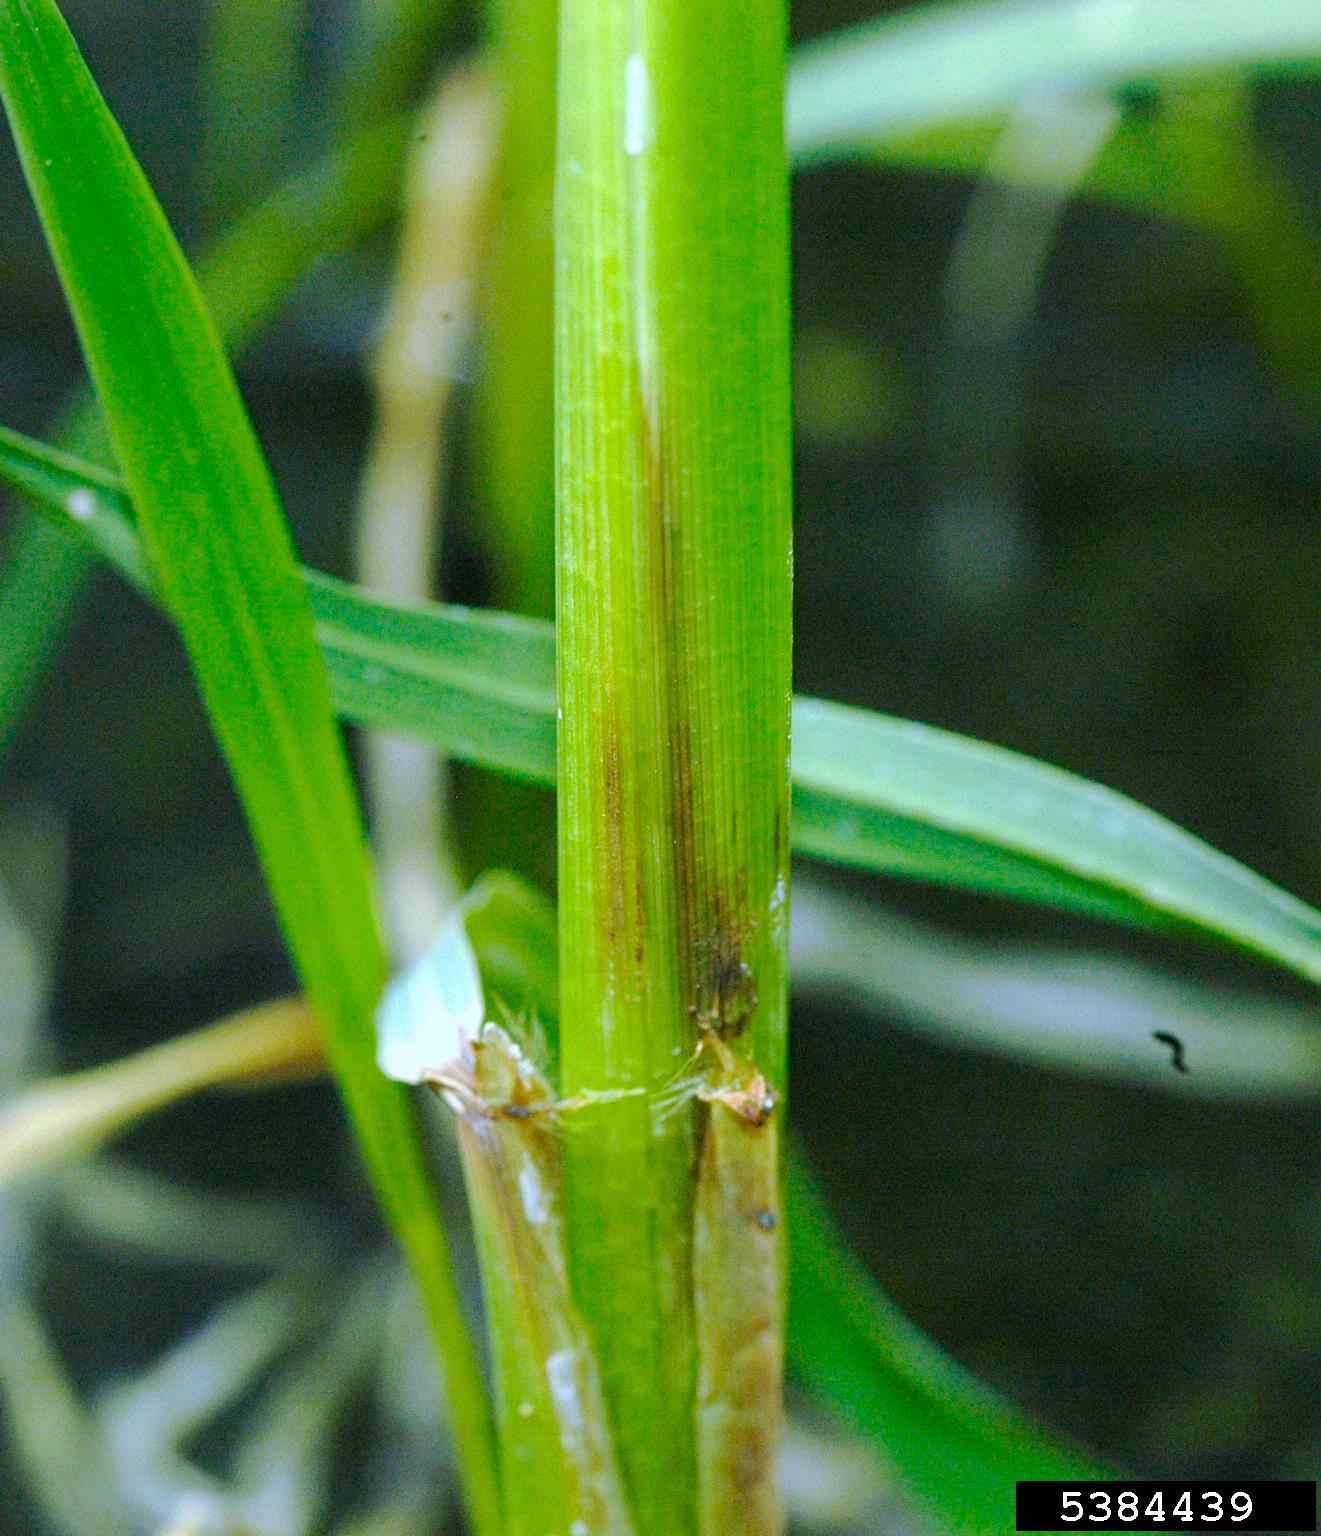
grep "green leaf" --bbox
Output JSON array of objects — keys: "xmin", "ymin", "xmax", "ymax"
[
  {"xmin": 787, "ymin": 0, "xmax": 1321, "ymax": 163},
  {"xmin": 786, "ymin": 1150, "xmax": 1111, "ymax": 1536},
  {"xmin": 10, "ymin": 426, "xmax": 1321, "ymax": 993},
  {"xmin": 790, "ymin": 695, "xmax": 1321, "ymax": 983},
  {"xmin": 309, "ymin": 566, "xmax": 557, "ymax": 784},
  {"xmin": 0, "ymin": 10, "xmax": 499, "ymax": 1536}
]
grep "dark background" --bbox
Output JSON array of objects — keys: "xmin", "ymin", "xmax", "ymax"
[{"xmin": 1, "ymin": 0, "xmax": 1320, "ymax": 1529}]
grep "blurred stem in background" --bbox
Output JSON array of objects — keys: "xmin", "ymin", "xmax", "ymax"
[
  {"xmin": 926, "ymin": 90, "xmax": 1120, "ymax": 614},
  {"xmin": 477, "ymin": 0, "xmax": 556, "ymax": 620},
  {"xmin": 0, "ymin": 999, "xmax": 319, "ymax": 1188},
  {"xmin": 0, "ymin": 1296, "xmax": 127, "ymax": 1536},
  {"xmin": 336, "ymin": 0, "xmax": 457, "ymax": 133},
  {"xmin": 554, "ymin": 0, "xmax": 793, "ymax": 1528},
  {"xmin": 452, "ymin": 0, "xmax": 559, "ymax": 892},
  {"xmin": 199, "ymin": 0, "xmax": 305, "ymax": 231},
  {"xmin": 355, "ymin": 62, "xmax": 500, "ymax": 961}
]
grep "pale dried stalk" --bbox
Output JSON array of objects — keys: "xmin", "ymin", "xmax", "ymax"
[
  {"xmin": 0, "ymin": 999, "xmax": 318, "ymax": 1188},
  {"xmin": 694, "ymin": 1104, "xmax": 783, "ymax": 1535},
  {"xmin": 429, "ymin": 1027, "xmax": 638, "ymax": 1536},
  {"xmin": 355, "ymin": 61, "xmax": 499, "ymax": 959}
]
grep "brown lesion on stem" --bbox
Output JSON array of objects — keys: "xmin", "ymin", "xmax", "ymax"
[
  {"xmin": 690, "ymin": 1011, "xmax": 774, "ymax": 1126},
  {"xmin": 697, "ymin": 933, "xmax": 759, "ymax": 1044},
  {"xmin": 638, "ymin": 342, "xmax": 766, "ymax": 1061},
  {"xmin": 632, "ymin": 231, "xmax": 785, "ymax": 1536}
]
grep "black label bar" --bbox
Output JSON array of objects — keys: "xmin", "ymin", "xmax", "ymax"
[{"xmin": 1015, "ymin": 1481, "xmax": 1317, "ymax": 1533}]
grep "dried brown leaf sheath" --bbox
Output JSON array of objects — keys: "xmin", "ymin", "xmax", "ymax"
[
  {"xmin": 694, "ymin": 1092, "xmax": 783, "ymax": 1536},
  {"xmin": 430, "ymin": 1026, "xmax": 638, "ymax": 1536}
]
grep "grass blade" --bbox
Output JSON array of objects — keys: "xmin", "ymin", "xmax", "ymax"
[
  {"xmin": 11, "ymin": 429, "xmax": 1321, "ymax": 992},
  {"xmin": 0, "ymin": 108, "xmax": 410, "ymax": 760},
  {"xmin": 789, "ymin": 695, "xmax": 1321, "ymax": 981},
  {"xmin": 0, "ymin": 9, "xmax": 499, "ymax": 1533},
  {"xmin": 786, "ymin": 1150, "xmax": 1111, "ymax": 1536},
  {"xmin": 787, "ymin": 0, "xmax": 1321, "ymax": 163}
]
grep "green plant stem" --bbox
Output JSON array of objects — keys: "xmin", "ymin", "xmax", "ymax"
[
  {"xmin": 440, "ymin": 1028, "xmax": 638, "ymax": 1536},
  {"xmin": 478, "ymin": 0, "xmax": 557, "ymax": 620},
  {"xmin": 554, "ymin": 0, "xmax": 793, "ymax": 1530},
  {"xmin": 0, "ymin": 949, "xmax": 1108, "ymax": 1536}
]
